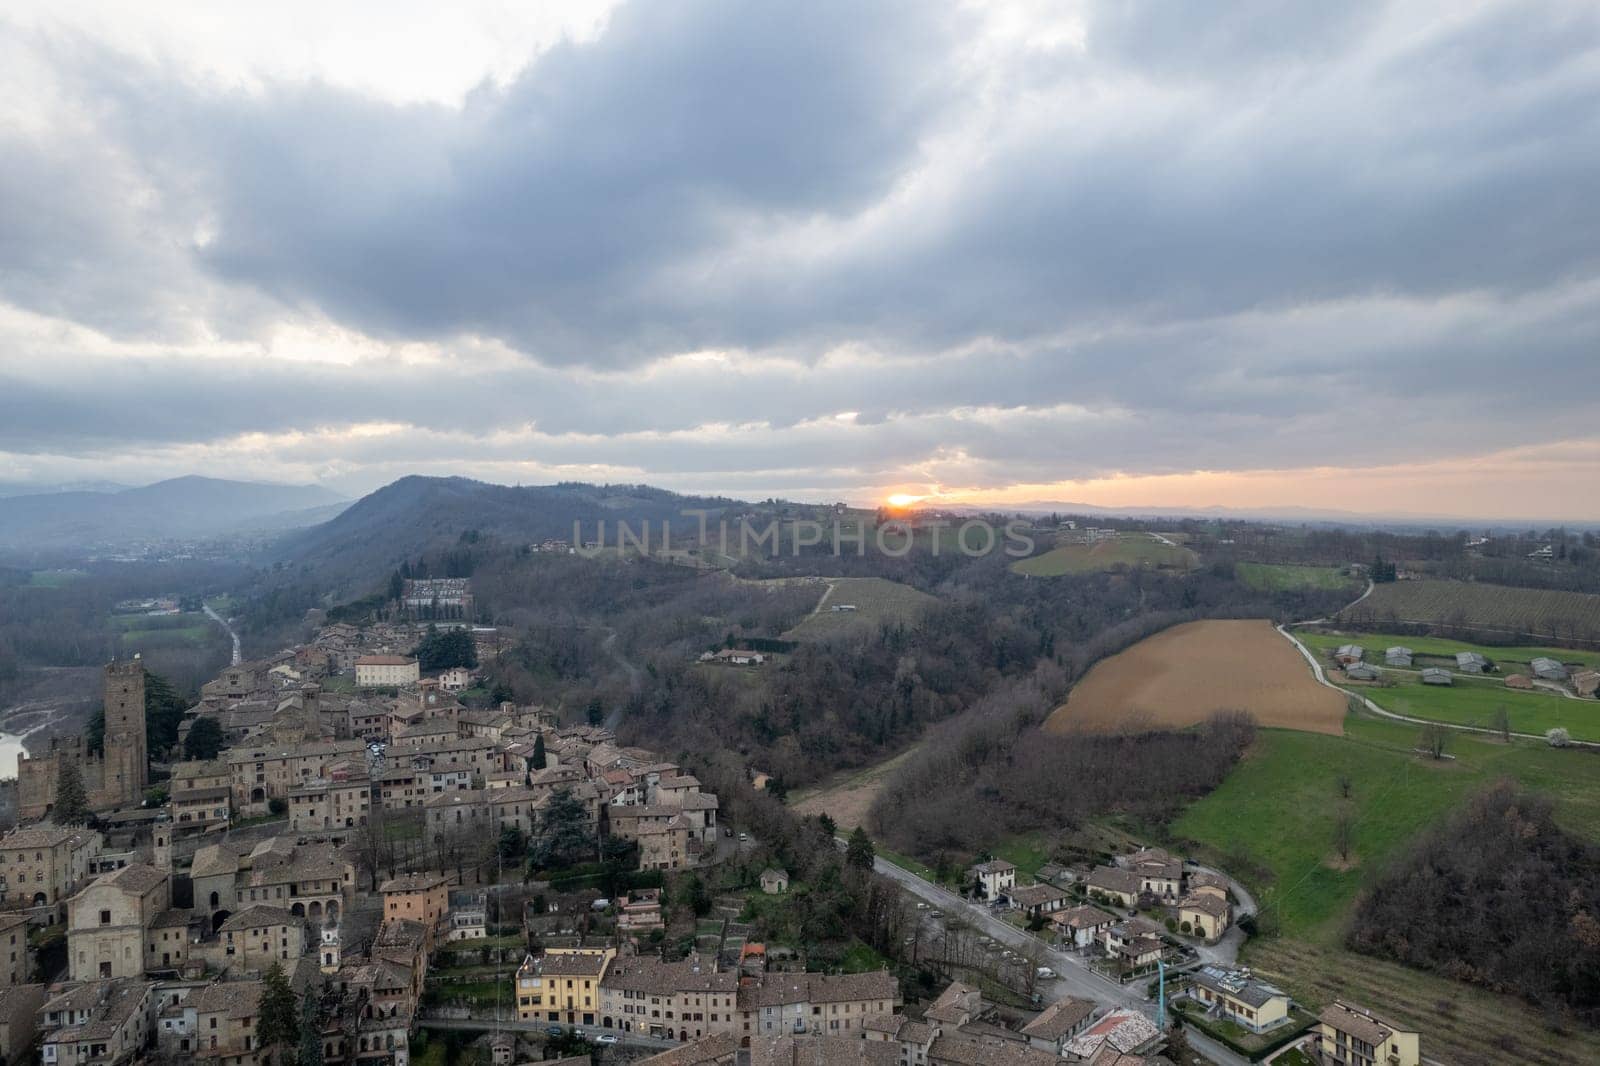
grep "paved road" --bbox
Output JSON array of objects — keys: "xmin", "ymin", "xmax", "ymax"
[
  {"xmin": 1276, "ymin": 623, "xmax": 1599, "ymax": 749},
  {"xmin": 203, "ymin": 603, "xmax": 241, "ymax": 665},
  {"xmin": 418, "ymin": 1016, "xmax": 675, "ymax": 1053},
  {"xmin": 870, "ymin": 855, "xmax": 1148, "ymax": 1011}
]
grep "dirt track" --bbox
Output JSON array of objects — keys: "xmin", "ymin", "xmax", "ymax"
[{"xmin": 1045, "ymin": 619, "xmax": 1346, "ymax": 735}]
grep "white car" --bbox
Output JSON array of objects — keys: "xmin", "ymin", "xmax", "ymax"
[
  {"xmin": 595, "ymin": 1034, "xmax": 619, "ymax": 1045},
  {"xmin": 916, "ymin": 902, "xmax": 929, "ymax": 910},
  {"xmin": 1036, "ymin": 966, "xmax": 1056, "ymax": 979}
]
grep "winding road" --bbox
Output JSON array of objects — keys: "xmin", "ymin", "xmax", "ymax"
[{"xmin": 203, "ymin": 603, "xmax": 242, "ymax": 665}]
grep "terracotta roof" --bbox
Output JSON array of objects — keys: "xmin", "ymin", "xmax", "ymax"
[
  {"xmin": 636, "ymin": 1033, "xmax": 739, "ymax": 1065},
  {"xmin": 355, "ymin": 655, "xmax": 417, "ymax": 666}
]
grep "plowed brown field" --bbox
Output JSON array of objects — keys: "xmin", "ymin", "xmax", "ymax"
[{"xmin": 1045, "ymin": 619, "xmax": 1346, "ymax": 735}]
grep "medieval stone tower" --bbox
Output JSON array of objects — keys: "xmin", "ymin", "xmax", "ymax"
[
  {"xmin": 15, "ymin": 657, "xmax": 150, "ymax": 819},
  {"xmin": 102, "ymin": 657, "xmax": 149, "ymax": 806}
]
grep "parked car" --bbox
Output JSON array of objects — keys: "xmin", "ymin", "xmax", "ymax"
[
  {"xmin": 596, "ymin": 1034, "xmax": 619, "ymax": 1045},
  {"xmin": 1036, "ymin": 966, "xmax": 1056, "ymax": 979},
  {"xmin": 545, "ymin": 1026, "xmax": 564, "ymax": 1036}
]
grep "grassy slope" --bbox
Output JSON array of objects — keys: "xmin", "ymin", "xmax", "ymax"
[
  {"xmin": 1172, "ymin": 714, "xmax": 1600, "ymax": 1065},
  {"xmin": 1362, "ymin": 675, "xmax": 1600, "ymax": 740},
  {"xmin": 1235, "ymin": 562, "xmax": 1358, "ymax": 592},
  {"xmin": 1011, "ymin": 535, "xmax": 1196, "ymax": 576},
  {"xmin": 1173, "ymin": 715, "xmax": 1600, "ymax": 940},
  {"xmin": 782, "ymin": 577, "xmax": 937, "ymax": 639}
]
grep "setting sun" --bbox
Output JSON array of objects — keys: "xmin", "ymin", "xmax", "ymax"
[{"xmin": 884, "ymin": 493, "xmax": 924, "ymax": 508}]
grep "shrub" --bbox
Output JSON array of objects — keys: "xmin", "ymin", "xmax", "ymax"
[
  {"xmin": 1547, "ymin": 727, "xmax": 1572, "ymax": 748},
  {"xmin": 1179, "ymin": 920, "xmax": 1192, "ymax": 934},
  {"xmin": 268, "ymin": 797, "xmax": 288, "ymax": 816}
]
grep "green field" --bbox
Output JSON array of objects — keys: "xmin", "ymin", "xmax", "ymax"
[
  {"xmin": 1173, "ymin": 714, "xmax": 1600, "ymax": 1065},
  {"xmin": 1294, "ymin": 627, "xmax": 1600, "ymax": 673},
  {"xmin": 1011, "ymin": 534, "xmax": 1197, "ymax": 576},
  {"xmin": 991, "ymin": 833, "xmax": 1051, "ymax": 880},
  {"xmin": 112, "ymin": 611, "xmax": 216, "ymax": 649},
  {"xmin": 1236, "ymin": 563, "xmax": 1358, "ymax": 593},
  {"xmin": 1360, "ymin": 674, "xmax": 1600, "ymax": 740},
  {"xmin": 1172, "ymin": 716, "xmax": 1600, "ymax": 942},
  {"xmin": 28, "ymin": 569, "xmax": 88, "ymax": 587},
  {"xmin": 1341, "ymin": 579, "xmax": 1600, "ymax": 645},
  {"xmin": 782, "ymin": 577, "xmax": 938, "ymax": 639}
]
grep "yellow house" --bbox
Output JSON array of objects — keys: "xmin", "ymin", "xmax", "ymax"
[
  {"xmin": 1188, "ymin": 967, "xmax": 1290, "ymax": 1034},
  {"xmin": 1314, "ymin": 1000, "xmax": 1420, "ymax": 1066},
  {"xmin": 1176, "ymin": 893, "xmax": 1230, "ymax": 942},
  {"xmin": 517, "ymin": 947, "xmax": 617, "ymax": 1028}
]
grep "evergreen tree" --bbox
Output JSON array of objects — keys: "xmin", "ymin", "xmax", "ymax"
[
  {"xmin": 257, "ymin": 962, "xmax": 299, "ymax": 1066},
  {"xmin": 531, "ymin": 734, "xmax": 547, "ymax": 770},
  {"xmin": 54, "ymin": 760, "xmax": 90, "ymax": 825},
  {"xmin": 845, "ymin": 827, "xmax": 876, "ymax": 871},
  {"xmin": 531, "ymin": 788, "xmax": 596, "ymax": 870},
  {"xmin": 183, "ymin": 717, "xmax": 225, "ymax": 761},
  {"xmin": 585, "ymin": 697, "xmax": 605, "ymax": 726},
  {"xmin": 297, "ymin": 989, "xmax": 323, "ymax": 1066}
]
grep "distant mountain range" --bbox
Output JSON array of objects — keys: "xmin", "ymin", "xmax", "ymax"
[
  {"xmin": 271, "ymin": 476, "xmax": 739, "ymax": 581},
  {"xmin": 942, "ymin": 500, "xmax": 1594, "ymax": 532},
  {"xmin": 0, "ymin": 479, "xmax": 130, "ymax": 498},
  {"xmin": 0, "ymin": 476, "xmax": 350, "ymax": 549}
]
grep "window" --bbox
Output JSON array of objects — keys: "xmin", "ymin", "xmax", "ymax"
[{"xmin": 99, "ymin": 909, "xmax": 111, "ymax": 925}]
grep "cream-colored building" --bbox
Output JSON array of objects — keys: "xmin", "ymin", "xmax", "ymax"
[
  {"xmin": 67, "ymin": 863, "xmax": 171, "ymax": 980},
  {"xmin": 1314, "ymin": 1000, "xmax": 1420, "ymax": 1066},
  {"xmin": 1176, "ymin": 893, "xmax": 1230, "ymax": 942},
  {"xmin": 1188, "ymin": 967, "xmax": 1291, "ymax": 1034},
  {"xmin": 600, "ymin": 953, "xmax": 740, "ymax": 1041},
  {"xmin": 739, "ymin": 971, "xmax": 899, "ymax": 1040},
  {"xmin": 289, "ymin": 775, "xmax": 373, "ymax": 831},
  {"xmin": 226, "ymin": 739, "xmax": 369, "ymax": 814},
  {"xmin": 355, "ymin": 655, "xmax": 420, "ymax": 688},
  {"xmin": 0, "ymin": 824, "xmax": 104, "ymax": 909},
  {"xmin": 218, "ymin": 906, "xmax": 305, "ymax": 974}
]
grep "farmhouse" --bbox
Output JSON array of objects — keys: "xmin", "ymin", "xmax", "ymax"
[
  {"xmin": 1384, "ymin": 646, "xmax": 1413, "ymax": 667},
  {"xmin": 759, "ymin": 869, "xmax": 789, "ymax": 895},
  {"xmin": 969, "ymin": 860, "xmax": 1016, "ymax": 901},
  {"xmin": 1176, "ymin": 893, "xmax": 1230, "ymax": 942},
  {"xmin": 1125, "ymin": 847, "xmax": 1182, "ymax": 898},
  {"xmin": 1009, "ymin": 883, "xmax": 1069, "ymax": 919},
  {"xmin": 1455, "ymin": 651, "xmax": 1489, "ymax": 674},
  {"xmin": 1188, "ymin": 966, "xmax": 1291, "ymax": 1034},
  {"xmin": 1334, "ymin": 644, "xmax": 1364, "ymax": 664},
  {"xmin": 1420, "ymin": 668, "xmax": 1452, "ymax": 686},
  {"xmin": 1314, "ymin": 1000, "xmax": 1421, "ymax": 1066},
  {"xmin": 1085, "ymin": 866, "xmax": 1140, "ymax": 908},
  {"xmin": 1050, "ymin": 905, "xmax": 1116, "ymax": 949},
  {"xmin": 1530, "ymin": 657, "xmax": 1569, "ymax": 681},
  {"xmin": 703, "ymin": 649, "xmax": 766, "ymax": 666},
  {"xmin": 1344, "ymin": 663, "xmax": 1382, "ymax": 681},
  {"xmin": 1577, "ymin": 670, "xmax": 1600, "ymax": 698}
]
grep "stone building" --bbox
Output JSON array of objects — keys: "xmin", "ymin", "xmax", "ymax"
[{"xmin": 17, "ymin": 660, "xmax": 149, "ymax": 819}]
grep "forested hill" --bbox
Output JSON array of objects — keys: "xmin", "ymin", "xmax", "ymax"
[{"xmin": 268, "ymin": 476, "xmax": 740, "ymax": 584}]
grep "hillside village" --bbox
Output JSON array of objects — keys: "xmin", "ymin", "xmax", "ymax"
[{"xmin": 0, "ymin": 581, "xmax": 1447, "ymax": 1066}]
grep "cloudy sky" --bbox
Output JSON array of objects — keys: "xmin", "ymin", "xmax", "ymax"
[{"xmin": 3, "ymin": 0, "xmax": 1599, "ymax": 518}]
